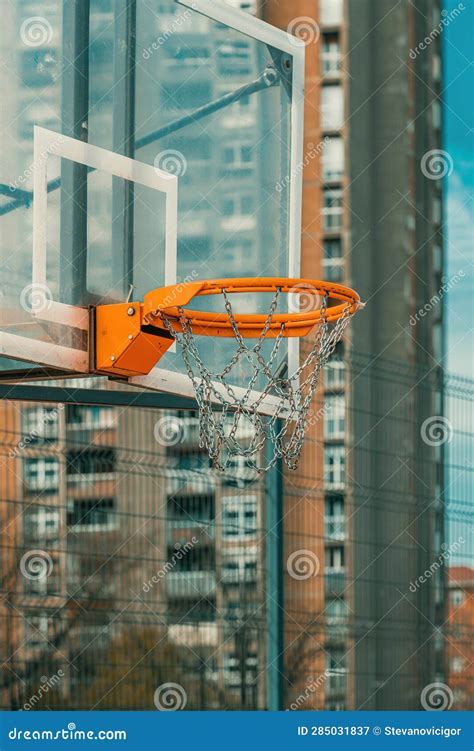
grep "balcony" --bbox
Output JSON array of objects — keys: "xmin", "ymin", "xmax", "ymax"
[
  {"xmin": 166, "ymin": 570, "xmax": 216, "ymax": 598},
  {"xmin": 168, "ymin": 622, "xmax": 218, "ymax": 647},
  {"xmin": 168, "ymin": 519, "xmax": 215, "ymax": 545},
  {"xmin": 221, "ymin": 565, "xmax": 257, "ymax": 584},
  {"xmin": 221, "ymin": 214, "xmax": 257, "ymax": 233},
  {"xmin": 166, "ymin": 472, "xmax": 216, "ymax": 497},
  {"xmin": 179, "ymin": 212, "xmax": 211, "ymax": 237}
]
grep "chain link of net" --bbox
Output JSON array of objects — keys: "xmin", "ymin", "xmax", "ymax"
[{"xmin": 158, "ymin": 289, "xmax": 353, "ymax": 472}]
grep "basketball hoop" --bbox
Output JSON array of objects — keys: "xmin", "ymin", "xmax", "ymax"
[{"xmin": 141, "ymin": 278, "xmax": 363, "ymax": 472}]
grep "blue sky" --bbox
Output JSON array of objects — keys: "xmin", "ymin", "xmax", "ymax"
[{"xmin": 444, "ymin": 0, "xmax": 474, "ymax": 377}]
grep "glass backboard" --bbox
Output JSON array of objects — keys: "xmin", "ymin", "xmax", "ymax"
[{"xmin": 0, "ymin": 0, "xmax": 304, "ymax": 409}]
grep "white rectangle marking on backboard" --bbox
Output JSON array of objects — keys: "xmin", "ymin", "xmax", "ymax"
[{"xmin": 0, "ymin": 127, "xmax": 180, "ymax": 373}]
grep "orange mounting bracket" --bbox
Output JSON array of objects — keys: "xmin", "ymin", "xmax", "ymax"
[{"xmin": 94, "ymin": 302, "xmax": 174, "ymax": 377}]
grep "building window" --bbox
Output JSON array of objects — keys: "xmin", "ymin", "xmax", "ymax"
[
  {"xmin": 320, "ymin": 0, "xmax": 343, "ymax": 26},
  {"xmin": 322, "ymin": 189, "xmax": 343, "ymax": 231},
  {"xmin": 323, "ymin": 238, "xmax": 344, "ymax": 282},
  {"xmin": 23, "ymin": 614, "xmax": 52, "ymax": 649},
  {"xmin": 322, "ymin": 137, "xmax": 344, "ymax": 181},
  {"xmin": 67, "ymin": 498, "xmax": 116, "ymax": 530},
  {"xmin": 21, "ymin": 50, "xmax": 57, "ymax": 88},
  {"xmin": 433, "ymin": 244, "xmax": 442, "ymax": 274},
  {"xmin": 433, "ymin": 321, "xmax": 442, "ymax": 361},
  {"xmin": 222, "ymin": 547, "xmax": 258, "ymax": 583},
  {"xmin": 24, "ymin": 458, "xmax": 59, "ymax": 492},
  {"xmin": 324, "ymin": 446, "xmax": 345, "ymax": 489},
  {"xmin": 321, "ymin": 34, "xmax": 341, "ymax": 77},
  {"xmin": 24, "ymin": 562, "xmax": 60, "ymax": 595},
  {"xmin": 18, "ymin": 105, "xmax": 60, "ymax": 142},
  {"xmin": 450, "ymin": 589, "xmax": 464, "ymax": 606},
  {"xmin": 222, "ymin": 495, "xmax": 257, "ymax": 540},
  {"xmin": 451, "ymin": 656, "xmax": 465, "ymax": 674},
  {"xmin": 67, "ymin": 405, "xmax": 116, "ymax": 429},
  {"xmin": 221, "ymin": 144, "xmax": 254, "ymax": 174},
  {"xmin": 325, "ymin": 495, "xmax": 345, "ymax": 538},
  {"xmin": 433, "ymin": 197, "xmax": 442, "ymax": 225},
  {"xmin": 220, "ymin": 239, "xmax": 257, "ymax": 275},
  {"xmin": 325, "ymin": 650, "xmax": 347, "ymax": 694},
  {"xmin": 321, "ymin": 85, "xmax": 344, "ymax": 130},
  {"xmin": 222, "ymin": 195, "xmax": 255, "ymax": 217},
  {"xmin": 24, "ymin": 507, "xmax": 60, "ymax": 543},
  {"xmin": 432, "ymin": 100, "xmax": 442, "ymax": 130},
  {"xmin": 223, "ymin": 651, "xmax": 257, "ymax": 688},
  {"xmin": 66, "ymin": 449, "xmax": 116, "ymax": 477},
  {"xmin": 325, "ymin": 357, "xmax": 345, "ymax": 388},
  {"xmin": 326, "ymin": 546, "xmax": 345, "ymax": 572},
  {"xmin": 23, "ymin": 407, "xmax": 59, "ymax": 442},
  {"xmin": 326, "ymin": 598, "xmax": 347, "ymax": 624},
  {"xmin": 324, "ymin": 395, "xmax": 345, "ymax": 439},
  {"xmin": 168, "ymin": 493, "xmax": 214, "ymax": 525},
  {"xmin": 217, "ymin": 40, "xmax": 253, "ymax": 75},
  {"xmin": 161, "ymin": 81, "xmax": 211, "ymax": 110},
  {"xmin": 165, "ymin": 44, "xmax": 211, "ymax": 65},
  {"xmin": 432, "ymin": 54, "xmax": 441, "ymax": 82}
]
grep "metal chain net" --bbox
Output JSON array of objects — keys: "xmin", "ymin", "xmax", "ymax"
[{"xmin": 159, "ymin": 289, "xmax": 353, "ymax": 472}]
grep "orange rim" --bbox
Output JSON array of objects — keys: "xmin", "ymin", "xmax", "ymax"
[{"xmin": 143, "ymin": 278, "xmax": 362, "ymax": 338}]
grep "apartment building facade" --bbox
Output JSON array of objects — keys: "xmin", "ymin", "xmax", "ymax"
[{"xmin": 264, "ymin": 0, "xmax": 446, "ymax": 709}]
